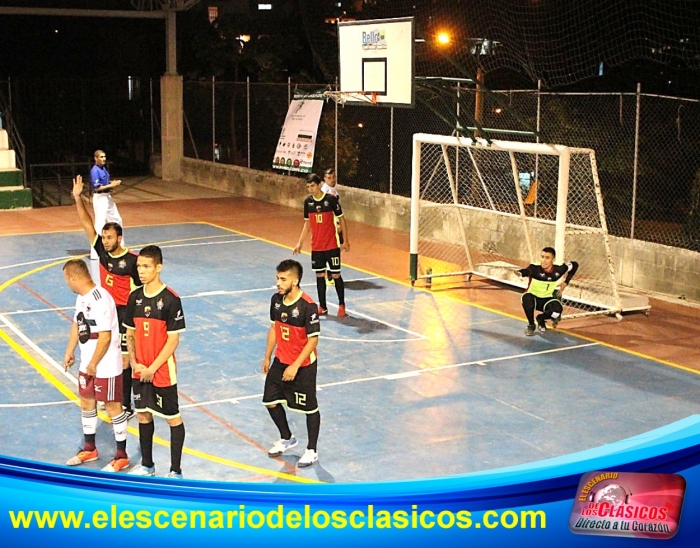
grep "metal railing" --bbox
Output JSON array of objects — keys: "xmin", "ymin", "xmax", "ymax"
[
  {"xmin": 29, "ymin": 161, "xmax": 93, "ymax": 206},
  {"xmin": 0, "ymin": 78, "xmax": 27, "ymax": 186}
]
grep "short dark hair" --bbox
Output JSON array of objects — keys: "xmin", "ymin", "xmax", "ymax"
[
  {"xmin": 102, "ymin": 222, "xmax": 123, "ymax": 237},
  {"xmin": 306, "ymin": 173, "xmax": 321, "ymax": 184},
  {"xmin": 276, "ymin": 259, "xmax": 303, "ymax": 282},
  {"xmin": 139, "ymin": 245, "xmax": 163, "ymax": 265},
  {"xmin": 324, "ymin": 168, "xmax": 335, "ymax": 176},
  {"xmin": 542, "ymin": 246, "xmax": 556, "ymax": 257},
  {"xmin": 63, "ymin": 258, "xmax": 90, "ymax": 278}
]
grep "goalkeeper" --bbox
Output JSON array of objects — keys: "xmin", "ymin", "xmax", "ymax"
[{"xmin": 517, "ymin": 247, "xmax": 578, "ymax": 336}]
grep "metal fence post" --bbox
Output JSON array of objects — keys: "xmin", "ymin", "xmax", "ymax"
[
  {"xmin": 149, "ymin": 78, "xmax": 155, "ymax": 155},
  {"xmin": 247, "ymin": 76, "xmax": 251, "ymax": 168},
  {"xmin": 211, "ymin": 75, "xmax": 216, "ymax": 162},
  {"xmin": 534, "ymin": 79, "xmax": 542, "ymax": 219},
  {"xmin": 631, "ymin": 83, "xmax": 641, "ymax": 239},
  {"xmin": 333, "ymin": 76, "xmax": 338, "ymax": 176},
  {"xmin": 389, "ymin": 106, "xmax": 394, "ymax": 195}
]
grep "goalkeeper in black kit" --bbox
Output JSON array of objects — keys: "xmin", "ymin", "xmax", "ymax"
[{"xmin": 517, "ymin": 246, "xmax": 578, "ymax": 336}]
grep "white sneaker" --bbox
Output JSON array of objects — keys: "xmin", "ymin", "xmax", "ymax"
[
  {"xmin": 298, "ymin": 449, "xmax": 318, "ymax": 468},
  {"xmin": 128, "ymin": 464, "xmax": 155, "ymax": 476},
  {"xmin": 268, "ymin": 437, "xmax": 298, "ymax": 457}
]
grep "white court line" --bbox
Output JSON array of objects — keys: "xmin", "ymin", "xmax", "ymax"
[
  {"xmin": 3, "ymin": 306, "xmax": 74, "ymax": 316},
  {"xmin": 179, "ymin": 342, "xmax": 600, "ymax": 409},
  {"xmin": 160, "ymin": 238, "xmax": 256, "ymax": 249},
  {"xmin": 321, "ymin": 336, "xmax": 423, "ymax": 343},
  {"xmin": 0, "ymin": 400, "xmax": 75, "ymax": 409},
  {"xmin": 0, "ymin": 255, "xmax": 77, "ymax": 272},
  {"xmin": 4, "ymin": 276, "xmax": 414, "ymax": 344},
  {"xmin": 323, "ymin": 302, "xmax": 427, "ymax": 340},
  {"xmin": 0, "ymin": 234, "xmax": 249, "ymax": 272},
  {"xmin": 0, "ymin": 314, "xmax": 78, "ymax": 388},
  {"xmin": 489, "ymin": 398, "xmax": 546, "ymax": 422}
]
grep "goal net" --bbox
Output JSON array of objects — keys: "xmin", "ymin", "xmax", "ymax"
[{"xmin": 409, "ymin": 133, "xmax": 625, "ymax": 320}]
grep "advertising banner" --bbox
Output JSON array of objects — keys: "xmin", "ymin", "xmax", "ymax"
[{"xmin": 272, "ymin": 94, "xmax": 325, "ymax": 173}]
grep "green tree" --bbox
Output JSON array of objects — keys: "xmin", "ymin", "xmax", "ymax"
[{"xmin": 313, "ymin": 110, "xmax": 360, "ymax": 181}]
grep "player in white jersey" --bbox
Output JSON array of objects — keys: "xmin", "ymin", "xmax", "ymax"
[
  {"xmin": 320, "ymin": 168, "xmax": 339, "ymax": 198},
  {"xmin": 63, "ymin": 259, "xmax": 130, "ymax": 473}
]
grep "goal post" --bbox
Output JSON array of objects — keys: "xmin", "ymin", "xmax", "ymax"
[{"xmin": 409, "ymin": 133, "xmax": 639, "ymax": 320}]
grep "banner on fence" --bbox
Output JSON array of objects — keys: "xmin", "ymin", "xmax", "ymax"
[{"xmin": 272, "ymin": 94, "xmax": 325, "ymax": 173}]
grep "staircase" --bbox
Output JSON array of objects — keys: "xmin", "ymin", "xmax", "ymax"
[{"xmin": 0, "ymin": 128, "xmax": 31, "ymax": 210}]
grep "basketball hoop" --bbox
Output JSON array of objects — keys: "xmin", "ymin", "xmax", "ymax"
[{"xmin": 324, "ymin": 91, "xmax": 378, "ymax": 106}]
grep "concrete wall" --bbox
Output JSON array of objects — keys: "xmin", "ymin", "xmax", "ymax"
[{"xmin": 166, "ymin": 156, "xmax": 700, "ymax": 302}]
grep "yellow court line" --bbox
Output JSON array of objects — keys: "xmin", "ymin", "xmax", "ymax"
[
  {"xmin": 199, "ymin": 221, "xmax": 698, "ymax": 377},
  {"xmin": 0, "ymin": 220, "xmax": 213, "ymax": 239},
  {"xmin": 0, "ymin": 232, "xmax": 320, "ymax": 484},
  {"xmin": 0, "ymin": 327, "xmax": 79, "ymax": 402},
  {"xmin": 0, "ymin": 258, "xmax": 74, "ymax": 294}
]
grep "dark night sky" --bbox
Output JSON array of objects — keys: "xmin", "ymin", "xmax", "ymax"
[{"xmin": 0, "ymin": 5, "xmax": 167, "ymax": 78}]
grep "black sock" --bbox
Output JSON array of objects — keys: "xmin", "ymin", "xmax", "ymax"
[
  {"xmin": 139, "ymin": 421, "xmax": 155, "ymax": 468},
  {"xmin": 521, "ymin": 294, "xmax": 536, "ymax": 325},
  {"xmin": 316, "ymin": 276, "xmax": 327, "ymax": 309},
  {"xmin": 84, "ymin": 433, "xmax": 96, "ymax": 452},
  {"xmin": 122, "ymin": 367, "xmax": 133, "ymax": 410},
  {"xmin": 334, "ymin": 276, "xmax": 345, "ymax": 306},
  {"xmin": 267, "ymin": 405, "xmax": 292, "ymax": 440},
  {"xmin": 306, "ymin": 411, "xmax": 320, "ymax": 451},
  {"xmin": 170, "ymin": 423, "xmax": 186, "ymax": 474}
]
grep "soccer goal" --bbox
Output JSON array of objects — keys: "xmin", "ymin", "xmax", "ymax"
[{"xmin": 409, "ymin": 133, "xmax": 644, "ymax": 320}]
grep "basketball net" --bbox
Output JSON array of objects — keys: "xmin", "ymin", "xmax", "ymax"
[{"xmin": 324, "ymin": 91, "xmax": 378, "ymax": 106}]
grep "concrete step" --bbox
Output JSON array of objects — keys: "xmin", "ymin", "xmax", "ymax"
[
  {"xmin": 0, "ymin": 149, "xmax": 16, "ymax": 169},
  {"xmin": 0, "ymin": 185, "xmax": 32, "ymax": 210},
  {"xmin": 0, "ymin": 168, "xmax": 22, "ymax": 187}
]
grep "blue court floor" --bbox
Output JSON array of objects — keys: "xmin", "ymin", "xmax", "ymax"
[{"xmin": 2, "ymin": 222, "xmax": 700, "ymax": 484}]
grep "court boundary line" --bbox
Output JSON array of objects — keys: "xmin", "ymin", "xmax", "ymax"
[
  {"xmin": 197, "ymin": 221, "xmax": 700, "ymax": 377},
  {"xmin": 180, "ymin": 342, "xmax": 599, "ymax": 409},
  {"xmin": 0, "ymin": 230, "xmax": 321, "ymax": 484},
  {"xmin": 0, "ymin": 233, "xmax": 252, "ymax": 272}
]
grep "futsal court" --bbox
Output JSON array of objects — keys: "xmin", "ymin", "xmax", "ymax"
[{"xmin": 2, "ymin": 194, "xmax": 700, "ymax": 484}]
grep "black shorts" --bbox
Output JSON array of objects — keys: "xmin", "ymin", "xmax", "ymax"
[
  {"xmin": 523, "ymin": 293, "xmax": 562, "ymax": 311},
  {"xmin": 117, "ymin": 305, "xmax": 128, "ymax": 355},
  {"xmin": 262, "ymin": 358, "xmax": 319, "ymax": 414},
  {"xmin": 132, "ymin": 378, "xmax": 180, "ymax": 419},
  {"xmin": 311, "ymin": 248, "xmax": 341, "ymax": 273}
]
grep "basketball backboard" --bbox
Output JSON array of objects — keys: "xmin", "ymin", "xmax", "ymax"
[{"xmin": 337, "ymin": 17, "xmax": 414, "ymax": 108}]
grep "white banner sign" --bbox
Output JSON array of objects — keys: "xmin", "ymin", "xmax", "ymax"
[{"xmin": 272, "ymin": 95, "xmax": 325, "ymax": 173}]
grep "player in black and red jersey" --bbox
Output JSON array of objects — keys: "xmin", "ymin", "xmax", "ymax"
[
  {"xmin": 73, "ymin": 175, "xmax": 140, "ymax": 418},
  {"xmin": 123, "ymin": 245, "xmax": 187, "ymax": 478},
  {"xmin": 293, "ymin": 173, "xmax": 350, "ymax": 318},
  {"xmin": 262, "ymin": 259, "xmax": 321, "ymax": 468}
]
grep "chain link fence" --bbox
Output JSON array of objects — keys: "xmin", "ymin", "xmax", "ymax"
[{"xmin": 182, "ymin": 80, "xmax": 700, "ymax": 252}]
